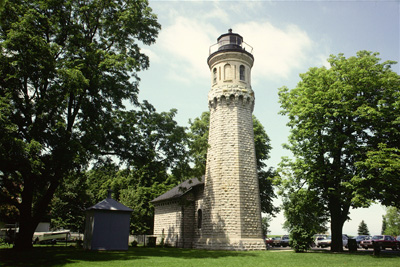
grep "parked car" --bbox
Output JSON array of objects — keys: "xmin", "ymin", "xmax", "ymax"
[
  {"xmin": 271, "ymin": 237, "xmax": 281, "ymax": 247},
  {"xmin": 360, "ymin": 236, "xmax": 372, "ymax": 249},
  {"xmin": 280, "ymin": 235, "xmax": 290, "ymax": 247},
  {"xmin": 355, "ymin": 235, "xmax": 370, "ymax": 247},
  {"xmin": 342, "ymin": 234, "xmax": 349, "ymax": 247},
  {"xmin": 315, "ymin": 235, "xmax": 348, "ymax": 248},
  {"xmin": 360, "ymin": 235, "xmax": 398, "ymax": 250},
  {"xmin": 313, "ymin": 235, "xmax": 328, "ymax": 247},
  {"xmin": 265, "ymin": 238, "xmax": 274, "ymax": 247},
  {"xmin": 319, "ymin": 236, "xmax": 331, "ymax": 248}
]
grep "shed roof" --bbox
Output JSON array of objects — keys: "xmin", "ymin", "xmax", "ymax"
[
  {"xmin": 151, "ymin": 177, "xmax": 204, "ymax": 203},
  {"xmin": 86, "ymin": 197, "xmax": 133, "ymax": 212}
]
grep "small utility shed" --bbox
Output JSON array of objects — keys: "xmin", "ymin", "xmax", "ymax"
[{"xmin": 84, "ymin": 194, "xmax": 133, "ymax": 250}]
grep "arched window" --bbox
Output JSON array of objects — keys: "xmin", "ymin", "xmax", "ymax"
[
  {"xmin": 213, "ymin": 68, "xmax": 217, "ymax": 84},
  {"xmin": 239, "ymin": 65, "xmax": 245, "ymax": 81},
  {"xmin": 224, "ymin": 64, "xmax": 232, "ymax": 80},
  {"xmin": 197, "ymin": 209, "xmax": 202, "ymax": 229}
]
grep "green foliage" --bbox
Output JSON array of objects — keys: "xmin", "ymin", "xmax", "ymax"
[
  {"xmin": 261, "ymin": 215, "xmax": 271, "ymax": 237},
  {"xmin": 188, "ymin": 111, "xmax": 278, "ymax": 215},
  {"xmin": 289, "ymin": 227, "xmax": 313, "ymax": 253},
  {"xmin": 278, "ymin": 51, "xmax": 400, "ymax": 251},
  {"xmin": 382, "ymin": 207, "xmax": 400, "ymax": 236},
  {"xmin": 50, "ymin": 172, "xmax": 91, "ymax": 233},
  {"xmin": 280, "ymin": 186, "xmax": 328, "ymax": 252},
  {"xmin": 381, "ymin": 215, "xmax": 387, "ymax": 235},
  {"xmin": 0, "ymin": 0, "xmax": 160, "ymax": 249},
  {"xmin": 357, "ymin": 220, "xmax": 370, "ymax": 236},
  {"xmin": 355, "ymin": 145, "xmax": 400, "ymax": 209},
  {"xmin": 187, "ymin": 112, "xmax": 210, "ymax": 178},
  {"xmin": 120, "ymin": 182, "xmax": 174, "ymax": 234},
  {"xmin": 78, "ymin": 103, "xmax": 189, "ymax": 235}
]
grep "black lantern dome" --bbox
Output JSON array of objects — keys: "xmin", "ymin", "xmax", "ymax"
[
  {"xmin": 208, "ymin": 29, "xmax": 253, "ymax": 64},
  {"xmin": 217, "ymin": 29, "xmax": 243, "ymax": 51}
]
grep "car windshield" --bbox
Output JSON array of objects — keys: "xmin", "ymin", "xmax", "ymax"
[
  {"xmin": 372, "ymin": 235, "xmax": 383, "ymax": 240},
  {"xmin": 356, "ymin": 236, "xmax": 366, "ymax": 240}
]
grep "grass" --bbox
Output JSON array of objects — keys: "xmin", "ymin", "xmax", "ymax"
[{"xmin": 1, "ymin": 246, "xmax": 400, "ymax": 267}]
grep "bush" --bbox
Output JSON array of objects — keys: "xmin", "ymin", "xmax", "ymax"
[
  {"xmin": 290, "ymin": 226, "xmax": 314, "ymax": 253},
  {"xmin": 131, "ymin": 240, "xmax": 138, "ymax": 247}
]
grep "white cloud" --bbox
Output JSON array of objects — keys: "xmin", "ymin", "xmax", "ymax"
[
  {"xmin": 235, "ymin": 21, "xmax": 314, "ymax": 82},
  {"xmin": 157, "ymin": 16, "xmax": 219, "ymax": 83},
  {"xmin": 140, "ymin": 47, "xmax": 160, "ymax": 64},
  {"xmin": 149, "ymin": 3, "xmax": 325, "ymax": 84},
  {"xmin": 203, "ymin": 3, "xmax": 230, "ymax": 24}
]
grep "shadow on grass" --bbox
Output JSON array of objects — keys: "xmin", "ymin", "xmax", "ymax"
[
  {"xmin": 0, "ymin": 246, "xmax": 256, "ymax": 266},
  {"xmin": 308, "ymin": 248, "xmax": 400, "ymax": 258}
]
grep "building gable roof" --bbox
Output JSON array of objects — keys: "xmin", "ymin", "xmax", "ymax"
[
  {"xmin": 151, "ymin": 177, "xmax": 204, "ymax": 203},
  {"xmin": 87, "ymin": 197, "xmax": 133, "ymax": 212}
]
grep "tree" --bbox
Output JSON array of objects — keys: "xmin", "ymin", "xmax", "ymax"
[
  {"xmin": 382, "ymin": 207, "xmax": 400, "ymax": 236},
  {"xmin": 278, "ymin": 51, "xmax": 400, "ymax": 252},
  {"xmin": 187, "ymin": 112, "xmax": 210, "ymax": 178},
  {"xmin": 188, "ymin": 111, "xmax": 278, "ymax": 215},
  {"xmin": 278, "ymin": 167, "xmax": 329, "ymax": 252},
  {"xmin": 0, "ymin": 0, "xmax": 160, "ymax": 250},
  {"xmin": 355, "ymin": 145, "xmax": 400, "ymax": 209},
  {"xmin": 357, "ymin": 220, "xmax": 370, "ymax": 236},
  {"xmin": 50, "ymin": 172, "xmax": 91, "ymax": 233},
  {"xmin": 261, "ymin": 215, "xmax": 271, "ymax": 237},
  {"xmin": 51, "ymin": 102, "xmax": 190, "ymax": 235},
  {"xmin": 253, "ymin": 116, "xmax": 279, "ymax": 215},
  {"xmin": 381, "ymin": 215, "xmax": 387, "ymax": 235}
]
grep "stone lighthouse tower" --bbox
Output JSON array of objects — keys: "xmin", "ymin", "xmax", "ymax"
[{"xmin": 196, "ymin": 29, "xmax": 266, "ymax": 250}]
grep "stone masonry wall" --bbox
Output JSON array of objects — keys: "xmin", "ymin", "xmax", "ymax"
[
  {"xmin": 153, "ymin": 189, "xmax": 203, "ymax": 248},
  {"xmin": 195, "ymin": 48, "xmax": 265, "ymax": 250},
  {"xmin": 194, "ymin": 187, "xmax": 204, "ymax": 240},
  {"xmin": 153, "ymin": 201, "xmax": 182, "ymax": 247}
]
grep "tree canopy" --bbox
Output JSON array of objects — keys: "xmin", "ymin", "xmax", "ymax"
[
  {"xmin": 278, "ymin": 51, "xmax": 400, "ymax": 252},
  {"xmin": 382, "ymin": 207, "xmax": 400, "ymax": 237},
  {"xmin": 0, "ymin": 0, "xmax": 160, "ymax": 249}
]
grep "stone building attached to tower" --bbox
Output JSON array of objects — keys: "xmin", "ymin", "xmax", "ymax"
[{"xmin": 152, "ymin": 30, "xmax": 265, "ymax": 250}]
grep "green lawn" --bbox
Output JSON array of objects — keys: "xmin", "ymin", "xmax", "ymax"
[{"xmin": 1, "ymin": 246, "xmax": 399, "ymax": 267}]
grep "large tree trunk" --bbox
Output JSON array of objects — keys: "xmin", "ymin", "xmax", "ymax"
[
  {"xmin": 14, "ymin": 176, "xmax": 36, "ymax": 250},
  {"xmin": 14, "ymin": 174, "xmax": 61, "ymax": 250},
  {"xmin": 329, "ymin": 197, "xmax": 350, "ymax": 252},
  {"xmin": 330, "ymin": 212, "xmax": 344, "ymax": 252},
  {"xmin": 14, "ymin": 219, "xmax": 37, "ymax": 250}
]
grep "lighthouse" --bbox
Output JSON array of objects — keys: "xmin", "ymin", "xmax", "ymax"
[{"xmin": 196, "ymin": 29, "xmax": 266, "ymax": 250}]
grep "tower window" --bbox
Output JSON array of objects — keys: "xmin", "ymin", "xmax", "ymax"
[
  {"xmin": 213, "ymin": 68, "xmax": 217, "ymax": 84},
  {"xmin": 240, "ymin": 65, "xmax": 245, "ymax": 81},
  {"xmin": 197, "ymin": 209, "xmax": 202, "ymax": 229},
  {"xmin": 224, "ymin": 64, "xmax": 232, "ymax": 81}
]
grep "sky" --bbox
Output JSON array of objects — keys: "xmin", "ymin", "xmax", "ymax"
[{"xmin": 136, "ymin": 0, "xmax": 400, "ymax": 236}]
